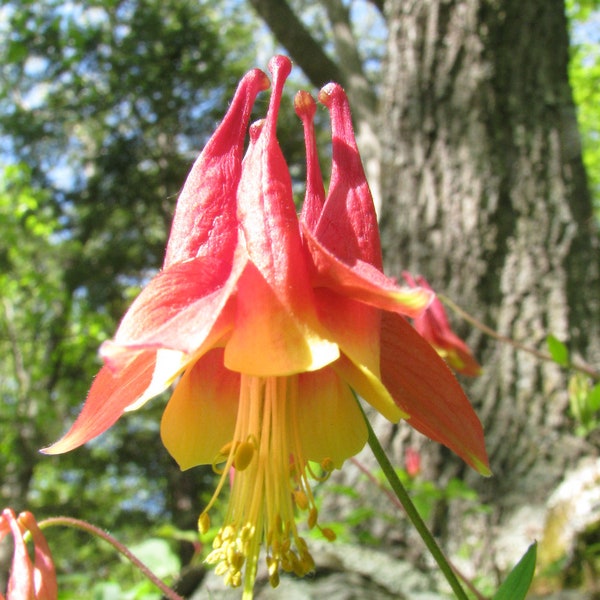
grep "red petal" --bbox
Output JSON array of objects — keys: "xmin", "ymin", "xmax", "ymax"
[
  {"xmin": 316, "ymin": 83, "xmax": 382, "ymax": 269},
  {"xmin": 226, "ymin": 56, "xmax": 338, "ymax": 374},
  {"xmin": 380, "ymin": 311, "xmax": 490, "ymax": 475},
  {"xmin": 225, "ymin": 262, "xmax": 338, "ymax": 375},
  {"xmin": 314, "ymin": 286, "xmax": 381, "ymax": 376},
  {"xmin": 304, "ymin": 225, "xmax": 432, "ymax": 318},
  {"xmin": 163, "ymin": 68, "xmax": 269, "ymax": 267},
  {"xmin": 42, "ymin": 352, "xmax": 156, "ymax": 454},
  {"xmin": 18, "ymin": 512, "xmax": 57, "ymax": 600},
  {"xmin": 404, "ymin": 273, "xmax": 482, "ymax": 377},
  {"xmin": 5, "ymin": 508, "xmax": 34, "ymax": 600},
  {"xmin": 295, "ymin": 90, "xmax": 325, "ymax": 232},
  {"xmin": 161, "ymin": 350, "xmax": 240, "ymax": 470},
  {"xmin": 102, "ymin": 254, "xmax": 242, "ymax": 369}
]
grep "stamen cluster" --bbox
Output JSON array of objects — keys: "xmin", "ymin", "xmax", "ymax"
[{"xmin": 199, "ymin": 375, "xmax": 335, "ymax": 593}]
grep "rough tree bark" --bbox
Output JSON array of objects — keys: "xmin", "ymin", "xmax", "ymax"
[
  {"xmin": 251, "ymin": 0, "xmax": 600, "ymax": 579},
  {"xmin": 375, "ymin": 0, "xmax": 600, "ymax": 569}
]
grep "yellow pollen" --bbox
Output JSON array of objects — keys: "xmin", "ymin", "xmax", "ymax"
[
  {"xmin": 293, "ymin": 490, "xmax": 309, "ymax": 510},
  {"xmin": 234, "ymin": 440, "xmax": 255, "ymax": 471},
  {"xmin": 198, "ymin": 512, "xmax": 210, "ymax": 534},
  {"xmin": 199, "ymin": 375, "xmax": 335, "ymax": 598}
]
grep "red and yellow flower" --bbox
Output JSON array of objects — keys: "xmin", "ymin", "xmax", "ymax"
[
  {"xmin": 0, "ymin": 509, "xmax": 57, "ymax": 600},
  {"xmin": 44, "ymin": 56, "xmax": 489, "ymax": 597},
  {"xmin": 403, "ymin": 272, "xmax": 482, "ymax": 377}
]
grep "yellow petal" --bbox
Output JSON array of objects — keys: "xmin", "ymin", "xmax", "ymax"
[
  {"xmin": 160, "ymin": 349, "xmax": 240, "ymax": 470},
  {"xmin": 314, "ymin": 287, "xmax": 381, "ymax": 376},
  {"xmin": 125, "ymin": 348, "xmax": 190, "ymax": 411},
  {"xmin": 224, "ymin": 263, "xmax": 339, "ymax": 376},
  {"xmin": 332, "ymin": 354, "xmax": 407, "ymax": 423},
  {"xmin": 295, "ymin": 368, "xmax": 368, "ymax": 468}
]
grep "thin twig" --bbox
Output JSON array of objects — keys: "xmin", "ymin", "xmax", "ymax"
[
  {"xmin": 39, "ymin": 516, "xmax": 185, "ymax": 600},
  {"xmin": 356, "ymin": 399, "xmax": 470, "ymax": 600},
  {"xmin": 440, "ymin": 294, "xmax": 600, "ymax": 380}
]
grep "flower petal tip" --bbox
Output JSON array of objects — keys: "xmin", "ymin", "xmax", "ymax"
[
  {"xmin": 39, "ymin": 438, "xmax": 73, "ymax": 456},
  {"xmin": 471, "ymin": 455, "xmax": 492, "ymax": 477},
  {"xmin": 245, "ymin": 68, "xmax": 271, "ymax": 94},
  {"xmin": 268, "ymin": 55, "xmax": 292, "ymax": 80}
]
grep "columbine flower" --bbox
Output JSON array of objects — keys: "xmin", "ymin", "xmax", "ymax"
[
  {"xmin": 403, "ymin": 272, "xmax": 482, "ymax": 377},
  {"xmin": 0, "ymin": 508, "xmax": 57, "ymax": 600},
  {"xmin": 44, "ymin": 56, "xmax": 489, "ymax": 597}
]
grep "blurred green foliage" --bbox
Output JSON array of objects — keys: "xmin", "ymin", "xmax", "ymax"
[
  {"xmin": 0, "ymin": 0, "xmax": 257, "ymax": 594},
  {"xmin": 566, "ymin": 0, "xmax": 600, "ymax": 213}
]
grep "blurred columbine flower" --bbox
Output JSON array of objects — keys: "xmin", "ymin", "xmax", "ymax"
[
  {"xmin": 0, "ymin": 509, "xmax": 57, "ymax": 600},
  {"xmin": 403, "ymin": 272, "xmax": 482, "ymax": 377},
  {"xmin": 44, "ymin": 56, "xmax": 489, "ymax": 597},
  {"xmin": 404, "ymin": 447, "xmax": 422, "ymax": 478}
]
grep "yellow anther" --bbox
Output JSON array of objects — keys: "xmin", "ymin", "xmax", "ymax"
[
  {"xmin": 198, "ymin": 512, "xmax": 210, "ymax": 534},
  {"xmin": 222, "ymin": 525, "xmax": 235, "ymax": 540},
  {"xmin": 290, "ymin": 552, "xmax": 304, "ymax": 576},
  {"xmin": 215, "ymin": 562, "xmax": 228, "ymax": 576},
  {"xmin": 320, "ymin": 526, "xmax": 337, "ymax": 541},
  {"xmin": 307, "ymin": 507, "xmax": 318, "ymax": 529},
  {"xmin": 296, "ymin": 536, "xmax": 308, "ymax": 554},
  {"xmin": 219, "ymin": 441, "xmax": 235, "ymax": 456},
  {"xmin": 321, "ymin": 457, "xmax": 334, "ymax": 472},
  {"xmin": 293, "ymin": 490, "xmax": 309, "ymax": 510},
  {"xmin": 230, "ymin": 551, "xmax": 245, "ymax": 571},
  {"xmin": 302, "ymin": 551, "xmax": 315, "ymax": 572},
  {"xmin": 269, "ymin": 569, "xmax": 280, "ymax": 588},
  {"xmin": 234, "ymin": 440, "xmax": 255, "ymax": 471},
  {"xmin": 224, "ymin": 569, "xmax": 242, "ymax": 588},
  {"xmin": 240, "ymin": 523, "xmax": 253, "ymax": 541},
  {"xmin": 281, "ymin": 555, "xmax": 293, "ymax": 572},
  {"xmin": 231, "ymin": 572, "xmax": 242, "ymax": 588}
]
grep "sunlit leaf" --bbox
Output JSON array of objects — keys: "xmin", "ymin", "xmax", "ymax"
[
  {"xmin": 547, "ymin": 334, "xmax": 570, "ymax": 366},
  {"xmin": 493, "ymin": 542, "xmax": 537, "ymax": 600}
]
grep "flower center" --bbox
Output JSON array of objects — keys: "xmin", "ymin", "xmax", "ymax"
[{"xmin": 200, "ymin": 374, "xmax": 336, "ymax": 597}]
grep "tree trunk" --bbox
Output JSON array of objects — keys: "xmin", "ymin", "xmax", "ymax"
[{"xmin": 371, "ymin": 0, "xmax": 600, "ymax": 571}]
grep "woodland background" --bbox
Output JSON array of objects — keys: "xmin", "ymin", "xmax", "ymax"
[{"xmin": 1, "ymin": 0, "xmax": 599, "ymax": 598}]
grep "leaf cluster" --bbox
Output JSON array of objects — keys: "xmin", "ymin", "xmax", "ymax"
[{"xmin": 0, "ymin": 0, "xmax": 256, "ymax": 589}]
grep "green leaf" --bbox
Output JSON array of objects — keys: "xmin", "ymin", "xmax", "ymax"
[
  {"xmin": 128, "ymin": 538, "xmax": 180, "ymax": 578},
  {"xmin": 493, "ymin": 542, "xmax": 537, "ymax": 600},
  {"xmin": 547, "ymin": 335, "xmax": 570, "ymax": 366},
  {"xmin": 588, "ymin": 382, "xmax": 600, "ymax": 412}
]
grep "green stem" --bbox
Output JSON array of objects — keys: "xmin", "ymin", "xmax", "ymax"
[
  {"xmin": 360, "ymin": 404, "xmax": 469, "ymax": 600},
  {"xmin": 350, "ymin": 456, "xmax": 487, "ymax": 600},
  {"xmin": 38, "ymin": 516, "xmax": 184, "ymax": 600}
]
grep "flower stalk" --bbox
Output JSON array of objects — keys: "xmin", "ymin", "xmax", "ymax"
[
  {"xmin": 356, "ymin": 398, "xmax": 469, "ymax": 600},
  {"xmin": 38, "ymin": 517, "xmax": 184, "ymax": 600},
  {"xmin": 440, "ymin": 294, "xmax": 600, "ymax": 381}
]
